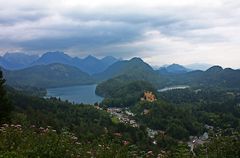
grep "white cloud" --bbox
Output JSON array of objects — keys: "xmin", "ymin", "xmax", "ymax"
[{"xmin": 0, "ymin": 0, "xmax": 240, "ymax": 68}]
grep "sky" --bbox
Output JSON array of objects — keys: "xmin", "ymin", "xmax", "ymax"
[{"xmin": 0, "ymin": 0, "xmax": 240, "ymax": 68}]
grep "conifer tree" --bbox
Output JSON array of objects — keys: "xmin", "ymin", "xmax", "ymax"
[{"xmin": 0, "ymin": 69, "xmax": 12, "ymax": 123}]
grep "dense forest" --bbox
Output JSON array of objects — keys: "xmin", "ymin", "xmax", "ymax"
[
  {"xmin": 96, "ymin": 79, "xmax": 157, "ymax": 107},
  {"xmin": 3, "ymin": 63, "xmax": 94, "ymax": 88},
  {"xmin": 1, "ymin": 68, "xmax": 240, "ymax": 157}
]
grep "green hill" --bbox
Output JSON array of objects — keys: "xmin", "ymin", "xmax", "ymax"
[
  {"xmin": 167, "ymin": 66, "xmax": 240, "ymax": 89},
  {"xmin": 3, "ymin": 63, "xmax": 95, "ymax": 88},
  {"xmin": 96, "ymin": 79, "xmax": 157, "ymax": 107},
  {"xmin": 94, "ymin": 57, "xmax": 167, "ymax": 87}
]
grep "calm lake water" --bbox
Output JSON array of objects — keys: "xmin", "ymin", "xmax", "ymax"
[
  {"xmin": 46, "ymin": 84, "xmax": 103, "ymax": 105},
  {"xmin": 158, "ymin": 85, "xmax": 190, "ymax": 92}
]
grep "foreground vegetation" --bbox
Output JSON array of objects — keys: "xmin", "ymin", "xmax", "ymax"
[
  {"xmin": 0, "ymin": 124, "xmax": 146, "ymax": 158},
  {"xmin": 1, "ymin": 68, "xmax": 240, "ymax": 157}
]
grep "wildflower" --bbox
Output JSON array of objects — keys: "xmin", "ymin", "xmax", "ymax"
[
  {"xmin": 147, "ymin": 151, "xmax": 153, "ymax": 155},
  {"xmin": 15, "ymin": 124, "xmax": 21, "ymax": 128},
  {"xmin": 44, "ymin": 128, "xmax": 49, "ymax": 133},
  {"xmin": 123, "ymin": 141, "xmax": 129, "ymax": 146},
  {"xmin": 0, "ymin": 127, "xmax": 5, "ymax": 132},
  {"xmin": 75, "ymin": 142, "xmax": 81, "ymax": 145},
  {"xmin": 71, "ymin": 136, "xmax": 78, "ymax": 141},
  {"xmin": 2, "ymin": 124, "xmax": 8, "ymax": 127}
]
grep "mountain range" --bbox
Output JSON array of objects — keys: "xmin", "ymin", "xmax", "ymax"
[
  {"xmin": 0, "ymin": 53, "xmax": 39, "ymax": 70},
  {"xmin": 1, "ymin": 52, "xmax": 240, "ymax": 90},
  {"xmin": 0, "ymin": 52, "xmax": 214, "ymax": 75},
  {"xmin": 0, "ymin": 51, "xmax": 119, "ymax": 74}
]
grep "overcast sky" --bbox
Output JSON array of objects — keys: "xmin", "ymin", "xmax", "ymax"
[{"xmin": 0, "ymin": 0, "xmax": 240, "ymax": 68}]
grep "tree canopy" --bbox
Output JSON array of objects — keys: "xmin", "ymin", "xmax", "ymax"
[{"xmin": 0, "ymin": 69, "xmax": 12, "ymax": 123}]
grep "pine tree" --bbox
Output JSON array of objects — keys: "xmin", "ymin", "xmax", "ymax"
[{"xmin": 0, "ymin": 69, "xmax": 12, "ymax": 123}]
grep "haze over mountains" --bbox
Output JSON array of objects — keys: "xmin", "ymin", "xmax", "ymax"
[
  {"xmin": 0, "ymin": 52, "xmax": 119, "ymax": 74},
  {"xmin": 1, "ymin": 51, "xmax": 240, "ymax": 90},
  {"xmin": 94, "ymin": 57, "xmax": 157, "ymax": 80},
  {"xmin": 158, "ymin": 64, "xmax": 191, "ymax": 74},
  {"xmin": 3, "ymin": 64, "xmax": 94, "ymax": 88},
  {"xmin": 0, "ymin": 53, "xmax": 39, "ymax": 70},
  {"xmin": 0, "ymin": 52, "xmax": 214, "ymax": 73}
]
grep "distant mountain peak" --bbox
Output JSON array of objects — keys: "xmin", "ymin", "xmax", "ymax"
[
  {"xmin": 102, "ymin": 56, "xmax": 116, "ymax": 60},
  {"xmin": 101, "ymin": 56, "xmax": 118, "ymax": 66},
  {"xmin": 33, "ymin": 51, "xmax": 72, "ymax": 66},
  {"xmin": 0, "ymin": 52, "xmax": 39, "ymax": 70},
  {"xmin": 0, "ymin": 52, "xmax": 128, "ymax": 75},
  {"xmin": 3, "ymin": 52, "xmax": 38, "ymax": 58},
  {"xmin": 129, "ymin": 57, "xmax": 144, "ymax": 62},
  {"xmin": 84, "ymin": 55, "xmax": 98, "ymax": 61},
  {"xmin": 206, "ymin": 65, "xmax": 223, "ymax": 73},
  {"xmin": 41, "ymin": 51, "xmax": 67, "ymax": 57},
  {"xmin": 159, "ymin": 63, "xmax": 190, "ymax": 74},
  {"xmin": 167, "ymin": 63, "xmax": 186, "ymax": 69}
]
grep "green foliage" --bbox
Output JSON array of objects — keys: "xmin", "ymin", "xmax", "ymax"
[
  {"xmin": 0, "ymin": 69, "xmax": 13, "ymax": 124},
  {"xmin": 6, "ymin": 85, "xmax": 46, "ymax": 97},
  {"xmin": 132, "ymin": 87, "xmax": 240, "ymax": 143},
  {"xmin": 166, "ymin": 123, "xmax": 189, "ymax": 140},
  {"xmin": 171, "ymin": 143, "xmax": 192, "ymax": 158},
  {"xmin": 132, "ymin": 101, "xmax": 203, "ymax": 140},
  {"xmin": 10, "ymin": 91, "xmax": 113, "ymax": 140},
  {"xmin": 6, "ymin": 90, "xmax": 157, "ymax": 156},
  {"xmin": 1, "ymin": 67, "xmax": 240, "ymax": 157},
  {"xmin": 0, "ymin": 124, "xmax": 147, "ymax": 158},
  {"xmin": 158, "ymin": 88, "xmax": 238, "ymax": 104},
  {"xmin": 158, "ymin": 88, "xmax": 240, "ymax": 130},
  {"xmin": 111, "ymin": 116, "xmax": 120, "ymax": 124},
  {"xmin": 195, "ymin": 129, "xmax": 240, "ymax": 158},
  {"xmin": 97, "ymin": 79, "xmax": 157, "ymax": 107},
  {"xmin": 162, "ymin": 67, "xmax": 240, "ymax": 89}
]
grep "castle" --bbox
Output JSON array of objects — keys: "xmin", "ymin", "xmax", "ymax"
[{"xmin": 141, "ymin": 91, "xmax": 157, "ymax": 102}]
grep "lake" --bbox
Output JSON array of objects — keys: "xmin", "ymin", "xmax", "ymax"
[
  {"xmin": 158, "ymin": 85, "xmax": 190, "ymax": 92},
  {"xmin": 46, "ymin": 84, "xmax": 103, "ymax": 104}
]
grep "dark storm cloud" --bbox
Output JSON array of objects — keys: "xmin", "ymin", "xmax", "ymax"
[{"xmin": 0, "ymin": 0, "xmax": 240, "ymax": 67}]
